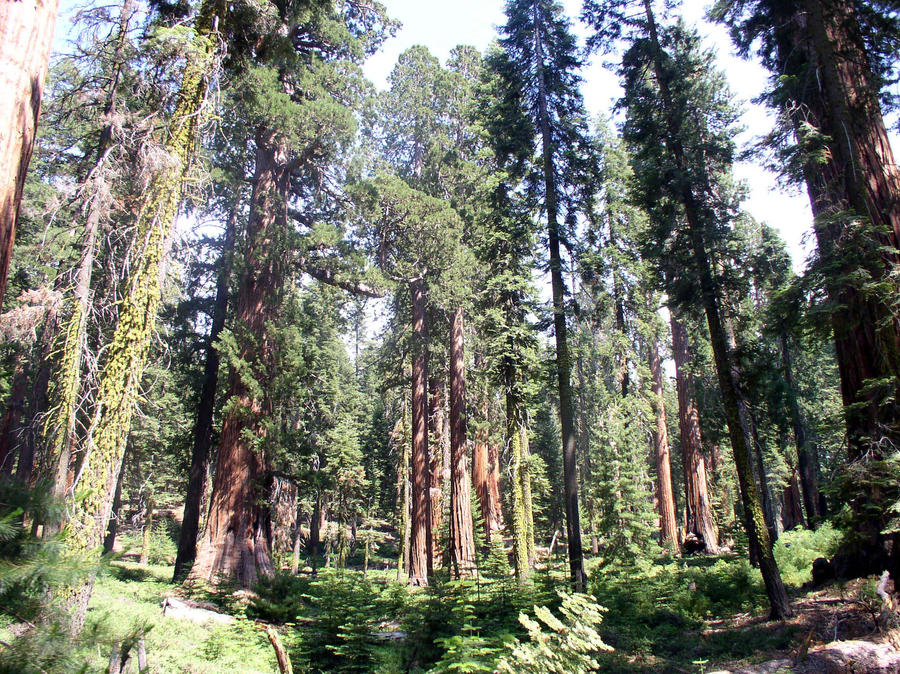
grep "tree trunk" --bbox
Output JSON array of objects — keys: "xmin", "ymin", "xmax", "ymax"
[
  {"xmin": 0, "ymin": 353, "xmax": 27, "ymax": 475},
  {"xmin": 779, "ymin": 331, "xmax": 822, "ymax": 525},
  {"xmin": 641, "ymin": 0, "xmax": 790, "ymax": 619},
  {"xmin": 103, "ymin": 460, "xmax": 125, "ymax": 555},
  {"xmin": 670, "ymin": 313, "xmax": 718, "ymax": 552},
  {"xmin": 427, "ymin": 378, "xmax": 444, "ymax": 561},
  {"xmin": 650, "ymin": 338, "xmax": 679, "ymax": 552},
  {"xmin": 787, "ymin": 1, "xmax": 900, "ymax": 457},
  {"xmin": 533, "ymin": 5, "xmax": 585, "ymax": 591},
  {"xmin": 38, "ymin": 0, "xmax": 133, "ymax": 516},
  {"xmin": 781, "ymin": 466, "xmax": 804, "ymax": 532},
  {"xmin": 310, "ymin": 493, "xmax": 324, "ymax": 574},
  {"xmin": 408, "ymin": 279, "xmax": 431, "ymax": 586},
  {"xmin": 473, "ymin": 394, "xmax": 503, "ymax": 542},
  {"xmin": 0, "ymin": 0, "xmax": 60, "ymax": 307},
  {"xmin": 139, "ymin": 493, "xmax": 153, "ymax": 565},
  {"xmin": 173, "ymin": 202, "xmax": 237, "ymax": 581},
  {"xmin": 61, "ymin": 6, "xmax": 216, "ymax": 632},
  {"xmin": 448, "ymin": 307, "xmax": 475, "ymax": 577},
  {"xmin": 189, "ymin": 130, "xmax": 291, "ymax": 587}
]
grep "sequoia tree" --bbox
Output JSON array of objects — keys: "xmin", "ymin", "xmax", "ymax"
[
  {"xmin": 585, "ymin": 0, "xmax": 791, "ymax": 616},
  {"xmin": 499, "ymin": 0, "xmax": 593, "ymax": 591}
]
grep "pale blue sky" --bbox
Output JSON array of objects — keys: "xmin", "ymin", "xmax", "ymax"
[
  {"xmin": 362, "ymin": 0, "xmax": 817, "ymax": 270},
  {"xmin": 51, "ymin": 0, "xmax": 817, "ymax": 267}
]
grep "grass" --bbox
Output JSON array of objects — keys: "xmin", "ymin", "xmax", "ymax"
[
  {"xmin": 0, "ymin": 523, "xmax": 847, "ymax": 672},
  {"xmin": 76, "ymin": 562, "xmax": 279, "ymax": 673},
  {"xmin": 587, "ymin": 523, "xmax": 847, "ymax": 672}
]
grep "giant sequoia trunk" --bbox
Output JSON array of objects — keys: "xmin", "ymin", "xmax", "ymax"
[
  {"xmin": 427, "ymin": 377, "xmax": 445, "ymax": 559},
  {"xmin": 448, "ymin": 307, "xmax": 475, "ymax": 576},
  {"xmin": 408, "ymin": 279, "xmax": 431, "ymax": 585},
  {"xmin": 533, "ymin": 6, "xmax": 585, "ymax": 591},
  {"xmin": 641, "ymin": 0, "xmax": 790, "ymax": 619},
  {"xmin": 173, "ymin": 203, "xmax": 236, "ymax": 582},
  {"xmin": 189, "ymin": 131, "xmax": 291, "ymax": 587},
  {"xmin": 649, "ymin": 338, "xmax": 679, "ymax": 552},
  {"xmin": 783, "ymin": 2, "xmax": 900, "ymax": 457},
  {"xmin": 61, "ymin": 11, "xmax": 215, "ymax": 633},
  {"xmin": 670, "ymin": 313, "xmax": 718, "ymax": 552},
  {"xmin": 0, "ymin": 0, "xmax": 59, "ymax": 307}
]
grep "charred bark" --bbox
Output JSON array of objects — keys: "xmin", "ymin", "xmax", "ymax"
[{"xmin": 173, "ymin": 202, "xmax": 237, "ymax": 582}]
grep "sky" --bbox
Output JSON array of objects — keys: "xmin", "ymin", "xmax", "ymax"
[{"xmin": 362, "ymin": 0, "xmax": 817, "ymax": 271}]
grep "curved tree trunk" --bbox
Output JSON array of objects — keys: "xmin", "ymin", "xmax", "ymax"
[
  {"xmin": 0, "ymin": 0, "xmax": 59, "ymax": 307},
  {"xmin": 670, "ymin": 313, "xmax": 718, "ymax": 553}
]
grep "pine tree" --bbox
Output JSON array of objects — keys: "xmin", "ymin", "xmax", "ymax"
[
  {"xmin": 585, "ymin": 1, "xmax": 791, "ymax": 616},
  {"xmin": 498, "ymin": 0, "xmax": 594, "ymax": 591}
]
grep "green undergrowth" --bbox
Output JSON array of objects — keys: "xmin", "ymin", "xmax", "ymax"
[
  {"xmin": 78, "ymin": 562, "xmax": 278, "ymax": 673},
  {"xmin": 588, "ymin": 523, "xmax": 846, "ymax": 672}
]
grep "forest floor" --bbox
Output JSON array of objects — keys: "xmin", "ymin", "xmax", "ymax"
[{"xmin": 7, "ymin": 523, "xmax": 898, "ymax": 672}]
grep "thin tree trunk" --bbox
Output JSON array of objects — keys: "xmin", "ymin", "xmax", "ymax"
[
  {"xmin": 650, "ymin": 338, "xmax": 679, "ymax": 552},
  {"xmin": 533, "ymin": 4, "xmax": 585, "ymax": 591},
  {"xmin": 670, "ymin": 313, "xmax": 718, "ymax": 552},
  {"xmin": 310, "ymin": 493, "xmax": 324, "ymax": 574},
  {"xmin": 779, "ymin": 332, "xmax": 822, "ymax": 525},
  {"xmin": 290, "ymin": 516, "xmax": 302, "ymax": 575},
  {"xmin": 448, "ymin": 307, "xmax": 475, "ymax": 577},
  {"xmin": 102, "ymin": 458, "xmax": 125, "ymax": 554},
  {"xmin": 408, "ymin": 279, "xmax": 431, "ymax": 585},
  {"xmin": 139, "ymin": 493, "xmax": 153, "ymax": 565},
  {"xmin": 642, "ymin": 0, "xmax": 790, "ymax": 618},
  {"xmin": 173, "ymin": 202, "xmax": 237, "ymax": 582},
  {"xmin": 0, "ymin": 0, "xmax": 60, "ymax": 307},
  {"xmin": 190, "ymin": 130, "xmax": 291, "ymax": 587}
]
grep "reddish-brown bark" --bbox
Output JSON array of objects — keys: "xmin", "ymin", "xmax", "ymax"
[
  {"xmin": 0, "ymin": 0, "xmax": 59, "ymax": 307},
  {"xmin": 173, "ymin": 203, "xmax": 237, "ymax": 582},
  {"xmin": 670, "ymin": 314, "xmax": 719, "ymax": 553},
  {"xmin": 428, "ymin": 378, "xmax": 444, "ymax": 557},
  {"xmin": 448, "ymin": 307, "xmax": 475, "ymax": 576},
  {"xmin": 781, "ymin": 466, "xmax": 805, "ymax": 532},
  {"xmin": 649, "ymin": 338, "xmax": 679, "ymax": 552},
  {"xmin": 408, "ymin": 279, "xmax": 431, "ymax": 585},
  {"xmin": 189, "ymin": 131, "xmax": 290, "ymax": 587},
  {"xmin": 780, "ymin": 2, "xmax": 900, "ymax": 457}
]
